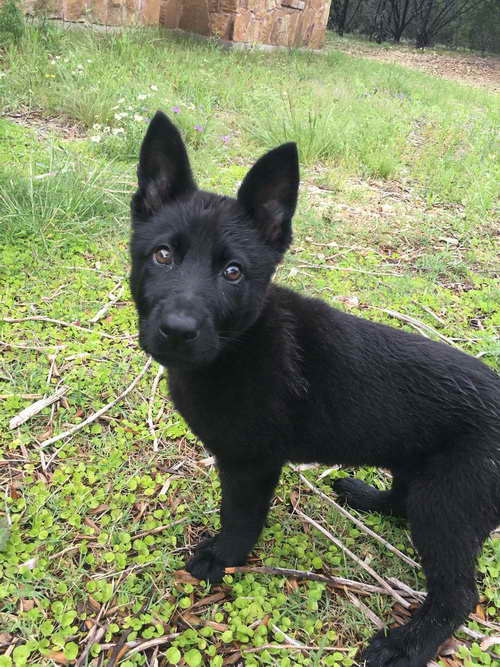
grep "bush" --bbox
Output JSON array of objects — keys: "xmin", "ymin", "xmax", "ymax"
[{"xmin": 0, "ymin": 0, "xmax": 24, "ymax": 45}]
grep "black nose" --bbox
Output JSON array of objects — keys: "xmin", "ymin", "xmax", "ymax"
[{"xmin": 159, "ymin": 313, "xmax": 200, "ymax": 342}]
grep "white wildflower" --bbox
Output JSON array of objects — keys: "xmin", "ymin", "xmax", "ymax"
[
  {"xmin": 112, "ymin": 127, "xmax": 125, "ymax": 136},
  {"xmin": 137, "ymin": 94, "xmax": 147, "ymax": 101},
  {"xmin": 90, "ymin": 136, "xmax": 102, "ymax": 143},
  {"xmin": 133, "ymin": 114, "xmax": 144, "ymax": 122},
  {"xmin": 150, "ymin": 85, "xmax": 159, "ymax": 91}
]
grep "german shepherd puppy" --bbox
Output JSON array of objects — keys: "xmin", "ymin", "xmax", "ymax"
[{"xmin": 130, "ymin": 111, "xmax": 500, "ymax": 666}]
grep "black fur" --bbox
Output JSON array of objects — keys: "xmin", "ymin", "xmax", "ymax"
[{"xmin": 130, "ymin": 112, "xmax": 500, "ymax": 667}]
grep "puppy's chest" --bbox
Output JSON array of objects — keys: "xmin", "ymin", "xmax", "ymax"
[{"xmin": 168, "ymin": 371, "xmax": 282, "ymax": 458}]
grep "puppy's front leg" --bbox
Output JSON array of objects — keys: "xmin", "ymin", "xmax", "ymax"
[{"xmin": 187, "ymin": 458, "xmax": 282, "ymax": 583}]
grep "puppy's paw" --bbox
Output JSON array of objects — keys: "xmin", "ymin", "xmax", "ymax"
[
  {"xmin": 186, "ymin": 536, "xmax": 226, "ymax": 583},
  {"xmin": 361, "ymin": 630, "xmax": 429, "ymax": 667},
  {"xmin": 334, "ymin": 477, "xmax": 375, "ymax": 511}
]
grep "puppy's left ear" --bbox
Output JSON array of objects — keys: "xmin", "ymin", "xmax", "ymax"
[
  {"xmin": 237, "ymin": 143, "xmax": 299, "ymax": 254},
  {"xmin": 132, "ymin": 111, "xmax": 196, "ymax": 220}
]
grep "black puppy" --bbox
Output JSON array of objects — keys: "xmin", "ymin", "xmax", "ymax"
[{"xmin": 130, "ymin": 111, "xmax": 500, "ymax": 667}]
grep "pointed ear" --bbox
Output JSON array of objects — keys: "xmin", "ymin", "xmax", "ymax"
[
  {"xmin": 132, "ymin": 111, "xmax": 196, "ymax": 220},
  {"xmin": 237, "ymin": 143, "xmax": 299, "ymax": 254}
]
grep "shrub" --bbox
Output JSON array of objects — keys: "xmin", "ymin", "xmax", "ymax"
[{"xmin": 0, "ymin": 0, "xmax": 24, "ymax": 45}]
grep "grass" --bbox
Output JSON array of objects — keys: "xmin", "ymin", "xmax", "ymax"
[{"xmin": 0, "ymin": 23, "xmax": 499, "ymax": 667}]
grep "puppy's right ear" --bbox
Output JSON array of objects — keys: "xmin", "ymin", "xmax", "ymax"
[{"xmin": 132, "ymin": 111, "xmax": 196, "ymax": 220}]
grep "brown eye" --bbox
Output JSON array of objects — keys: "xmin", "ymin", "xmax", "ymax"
[
  {"xmin": 223, "ymin": 264, "xmax": 242, "ymax": 283},
  {"xmin": 153, "ymin": 246, "xmax": 173, "ymax": 266}
]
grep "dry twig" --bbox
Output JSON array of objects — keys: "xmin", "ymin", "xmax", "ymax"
[
  {"xmin": 294, "ymin": 507, "xmax": 410, "ymax": 608},
  {"xmin": 0, "ymin": 340, "xmax": 66, "ymax": 351},
  {"xmin": 271, "ymin": 624, "xmax": 305, "ymax": 647},
  {"xmin": 2, "ymin": 316, "xmax": 118, "ymax": 340},
  {"xmin": 39, "ymin": 357, "xmax": 152, "ymax": 449},
  {"xmin": 240, "ymin": 644, "xmax": 351, "ymax": 654},
  {"xmin": 293, "ymin": 467, "xmax": 420, "ymax": 569},
  {"xmin": 0, "ymin": 394, "xmax": 42, "ymax": 400},
  {"xmin": 89, "ymin": 283, "xmax": 124, "ymax": 323},
  {"xmin": 371, "ymin": 307, "xmax": 457, "ymax": 347},
  {"xmin": 226, "ymin": 565, "xmax": 389, "ymax": 595},
  {"xmin": 346, "ymin": 591, "xmax": 384, "ymax": 629},
  {"xmin": 121, "ymin": 633, "xmax": 181, "ymax": 659},
  {"xmin": 147, "ymin": 365, "xmax": 164, "ymax": 452},
  {"xmin": 133, "ymin": 516, "xmax": 189, "ymax": 539},
  {"xmin": 298, "ymin": 263, "xmax": 400, "ymax": 278},
  {"xmin": 9, "ymin": 385, "xmax": 70, "ymax": 430}
]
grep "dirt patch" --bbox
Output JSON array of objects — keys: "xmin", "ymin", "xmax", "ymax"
[
  {"xmin": 2, "ymin": 108, "xmax": 86, "ymax": 139},
  {"xmin": 328, "ymin": 39, "xmax": 500, "ymax": 91}
]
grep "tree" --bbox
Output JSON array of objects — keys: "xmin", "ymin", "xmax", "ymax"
[
  {"xmin": 329, "ymin": 0, "xmax": 366, "ymax": 37},
  {"xmin": 366, "ymin": 0, "xmax": 391, "ymax": 43},
  {"xmin": 413, "ymin": 0, "xmax": 487, "ymax": 48},
  {"xmin": 387, "ymin": 0, "xmax": 416, "ymax": 42}
]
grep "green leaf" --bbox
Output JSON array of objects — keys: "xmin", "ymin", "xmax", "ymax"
[
  {"xmin": 165, "ymin": 647, "xmax": 181, "ymax": 664},
  {"xmin": 64, "ymin": 643, "xmax": 79, "ymax": 660},
  {"xmin": 12, "ymin": 645, "xmax": 30, "ymax": 666},
  {"xmin": 184, "ymin": 649, "xmax": 202, "ymax": 667}
]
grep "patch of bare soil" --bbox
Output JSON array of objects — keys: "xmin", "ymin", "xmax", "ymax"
[
  {"xmin": 329, "ymin": 40, "xmax": 500, "ymax": 91},
  {"xmin": 2, "ymin": 107, "xmax": 86, "ymax": 139}
]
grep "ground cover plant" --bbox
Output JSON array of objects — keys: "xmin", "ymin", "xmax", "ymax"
[{"xmin": 0, "ymin": 23, "xmax": 499, "ymax": 667}]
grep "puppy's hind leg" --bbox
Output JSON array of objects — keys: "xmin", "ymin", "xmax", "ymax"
[
  {"xmin": 362, "ymin": 452, "xmax": 498, "ymax": 667},
  {"xmin": 334, "ymin": 470, "xmax": 408, "ymax": 517}
]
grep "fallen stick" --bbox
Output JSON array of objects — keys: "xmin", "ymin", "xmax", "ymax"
[
  {"xmin": 294, "ymin": 507, "xmax": 410, "ymax": 608},
  {"xmin": 387, "ymin": 576, "xmax": 424, "ymax": 599},
  {"xmin": 147, "ymin": 364, "xmax": 164, "ymax": 452},
  {"xmin": 2, "ymin": 316, "xmax": 118, "ymax": 340},
  {"xmin": 39, "ymin": 357, "xmax": 152, "ymax": 449},
  {"xmin": 271, "ymin": 624, "xmax": 305, "ymax": 648},
  {"xmin": 225, "ymin": 565, "xmax": 388, "ymax": 595},
  {"xmin": 298, "ymin": 263, "xmax": 400, "ymax": 278},
  {"xmin": 89, "ymin": 284, "xmax": 124, "ymax": 323},
  {"xmin": 372, "ymin": 307, "xmax": 457, "ymax": 347},
  {"xmin": 0, "ymin": 394, "xmax": 42, "ymax": 400},
  {"xmin": 121, "ymin": 633, "xmax": 181, "ymax": 660},
  {"xmin": 75, "ymin": 624, "xmax": 107, "ymax": 667},
  {"xmin": 480, "ymin": 636, "xmax": 500, "ymax": 652},
  {"xmin": 292, "ymin": 467, "xmax": 420, "ymax": 569},
  {"xmin": 9, "ymin": 385, "xmax": 69, "ymax": 430},
  {"xmin": 346, "ymin": 591, "xmax": 384, "ymax": 629},
  {"xmin": 240, "ymin": 644, "xmax": 352, "ymax": 654},
  {"xmin": 419, "ymin": 304, "xmax": 447, "ymax": 326},
  {"xmin": 470, "ymin": 615, "xmax": 500, "ymax": 633},
  {"xmin": 60, "ymin": 265, "xmax": 123, "ymax": 279},
  {"xmin": 133, "ymin": 516, "xmax": 189, "ymax": 540},
  {"xmin": 0, "ymin": 340, "xmax": 66, "ymax": 351}
]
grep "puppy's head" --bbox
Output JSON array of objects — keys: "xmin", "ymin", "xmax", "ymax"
[{"xmin": 130, "ymin": 111, "xmax": 299, "ymax": 369}]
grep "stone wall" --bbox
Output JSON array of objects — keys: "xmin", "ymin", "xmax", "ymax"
[
  {"xmin": 14, "ymin": 0, "xmax": 331, "ymax": 47},
  {"xmin": 160, "ymin": 0, "xmax": 332, "ymax": 49},
  {"xmin": 19, "ymin": 0, "xmax": 161, "ymax": 25}
]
